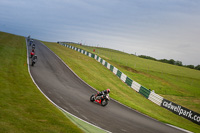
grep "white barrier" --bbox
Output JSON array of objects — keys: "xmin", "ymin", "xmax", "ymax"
[
  {"xmin": 148, "ymin": 92, "xmax": 163, "ymax": 106},
  {"xmin": 94, "ymin": 55, "xmax": 97, "ymax": 60},
  {"xmin": 107, "ymin": 63, "xmax": 110, "ymax": 69},
  {"xmin": 102, "ymin": 60, "xmax": 105, "ymax": 65},
  {"xmin": 98, "ymin": 57, "xmax": 101, "ymax": 62},
  {"xmin": 88, "ymin": 53, "xmax": 91, "ymax": 57},
  {"xmin": 113, "ymin": 67, "xmax": 118, "ymax": 75},
  {"xmin": 131, "ymin": 80, "xmax": 141, "ymax": 92},
  {"xmin": 121, "ymin": 73, "xmax": 127, "ymax": 82}
]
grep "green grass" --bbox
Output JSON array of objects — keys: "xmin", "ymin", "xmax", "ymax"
[
  {"xmin": 43, "ymin": 42, "xmax": 200, "ymax": 132},
  {"xmin": 68, "ymin": 43, "xmax": 200, "ymax": 113},
  {"xmin": 0, "ymin": 31, "xmax": 83, "ymax": 133},
  {"xmin": 61, "ymin": 109, "xmax": 107, "ymax": 133}
]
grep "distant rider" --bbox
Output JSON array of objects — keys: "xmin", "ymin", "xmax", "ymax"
[
  {"xmin": 29, "ymin": 39, "xmax": 33, "ymax": 46},
  {"xmin": 95, "ymin": 89, "xmax": 110, "ymax": 100},
  {"xmin": 30, "ymin": 49, "xmax": 35, "ymax": 58}
]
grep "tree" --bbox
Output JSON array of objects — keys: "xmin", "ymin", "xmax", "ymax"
[
  {"xmin": 159, "ymin": 59, "xmax": 168, "ymax": 63},
  {"xmin": 138, "ymin": 55, "xmax": 157, "ymax": 61},
  {"xmin": 195, "ymin": 65, "xmax": 200, "ymax": 70},
  {"xmin": 185, "ymin": 65, "xmax": 195, "ymax": 69},
  {"xmin": 169, "ymin": 59, "xmax": 175, "ymax": 65},
  {"xmin": 175, "ymin": 61, "xmax": 183, "ymax": 66}
]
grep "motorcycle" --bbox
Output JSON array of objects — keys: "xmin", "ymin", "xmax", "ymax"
[
  {"xmin": 31, "ymin": 55, "xmax": 37, "ymax": 66},
  {"xmin": 29, "ymin": 39, "xmax": 33, "ymax": 46},
  {"xmin": 30, "ymin": 51, "xmax": 34, "ymax": 58},
  {"xmin": 32, "ymin": 43, "xmax": 35, "ymax": 49},
  {"xmin": 90, "ymin": 93, "xmax": 110, "ymax": 106}
]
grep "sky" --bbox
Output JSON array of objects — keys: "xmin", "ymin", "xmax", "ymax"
[{"xmin": 0, "ymin": 0, "xmax": 200, "ymax": 66}]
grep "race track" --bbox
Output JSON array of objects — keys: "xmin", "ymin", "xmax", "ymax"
[{"xmin": 28, "ymin": 40, "xmax": 185, "ymax": 133}]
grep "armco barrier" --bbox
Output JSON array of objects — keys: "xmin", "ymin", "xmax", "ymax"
[
  {"xmin": 110, "ymin": 65, "xmax": 114, "ymax": 72},
  {"xmin": 96, "ymin": 55, "xmax": 99, "ymax": 60},
  {"xmin": 100, "ymin": 58, "xmax": 103, "ymax": 64},
  {"xmin": 139, "ymin": 86, "xmax": 151, "ymax": 99},
  {"xmin": 148, "ymin": 92, "xmax": 163, "ymax": 106},
  {"xmin": 131, "ymin": 80, "xmax": 141, "ymax": 92},
  {"xmin": 102, "ymin": 60, "xmax": 105, "ymax": 65},
  {"xmin": 113, "ymin": 67, "xmax": 118, "ymax": 75},
  {"xmin": 104, "ymin": 61, "xmax": 107, "ymax": 67},
  {"xmin": 107, "ymin": 63, "xmax": 110, "ymax": 69},
  {"xmin": 59, "ymin": 42, "xmax": 200, "ymax": 125},
  {"xmin": 120, "ymin": 73, "xmax": 127, "ymax": 83},
  {"xmin": 91, "ymin": 53, "xmax": 94, "ymax": 58},
  {"xmin": 116, "ymin": 70, "xmax": 122, "ymax": 78},
  {"xmin": 125, "ymin": 77, "xmax": 133, "ymax": 87},
  {"xmin": 98, "ymin": 57, "xmax": 101, "ymax": 62}
]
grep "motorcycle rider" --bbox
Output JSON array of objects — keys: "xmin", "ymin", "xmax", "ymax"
[
  {"xmin": 30, "ymin": 49, "xmax": 35, "ymax": 58},
  {"xmin": 29, "ymin": 39, "xmax": 33, "ymax": 46},
  {"xmin": 95, "ymin": 89, "xmax": 110, "ymax": 100}
]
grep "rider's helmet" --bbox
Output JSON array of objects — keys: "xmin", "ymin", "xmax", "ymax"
[{"xmin": 107, "ymin": 89, "xmax": 110, "ymax": 93}]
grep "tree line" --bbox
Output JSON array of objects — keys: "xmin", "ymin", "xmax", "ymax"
[{"xmin": 138, "ymin": 55, "xmax": 200, "ymax": 71}]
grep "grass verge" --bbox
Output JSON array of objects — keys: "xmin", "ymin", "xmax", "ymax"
[
  {"xmin": 0, "ymin": 31, "xmax": 83, "ymax": 133},
  {"xmin": 61, "ymin": 109, "xmax": 107, "ymax": 133},
  {"xmin": 43, "ymin": 41, "xmax": 200, "ymax": 132},
  {"xmin": 68, "ymin": 43, "xmax": 200, "ymax": 113}
]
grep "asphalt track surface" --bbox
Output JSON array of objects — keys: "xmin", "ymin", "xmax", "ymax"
[{"xmin": 28, "ymin": 40, "xmax": 185, "ymax": 133}]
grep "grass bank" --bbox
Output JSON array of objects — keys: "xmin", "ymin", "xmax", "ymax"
[
  {"xmin": 0, "ymin": 31, "xmax": 83, "ymax": 133},
  {"xmin": 44, "ymin": 42, "xmax": 200, "ymax": 132},
  {"xmin": 68, "ymin": 43, "xmax": 200, "ymax": 114}
]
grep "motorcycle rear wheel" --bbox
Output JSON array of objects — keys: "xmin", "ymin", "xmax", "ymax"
[{"xmin": 90, "ymin": 95, "xmax": 95, "ymax": 102}]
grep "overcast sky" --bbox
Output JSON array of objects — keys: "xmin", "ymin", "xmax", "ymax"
[{"xmin": 0, "ymin": 0, "xmax": 200, "ymax": 65}]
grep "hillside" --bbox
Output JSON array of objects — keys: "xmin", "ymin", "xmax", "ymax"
[
  {"xmin": 0, "ymin": 31, "xmax": 83, "ymax": 133},
  {"xmin": 67, "ymin": 43, "xmax": 200, "ymax": 114}
]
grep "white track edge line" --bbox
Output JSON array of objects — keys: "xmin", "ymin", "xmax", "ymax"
[{"xmin": 166, "ymin": 124, "xmax": 193, "ymax": 133}]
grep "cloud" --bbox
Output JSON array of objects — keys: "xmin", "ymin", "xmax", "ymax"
[{"xmin": 0, "ymin": 0, "xmax": 200, "ymax": 65}]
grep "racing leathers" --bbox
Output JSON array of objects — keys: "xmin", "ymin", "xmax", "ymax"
[{"xmin": 95, "ymin": 89, "xmax": 110, "ymax": 100}]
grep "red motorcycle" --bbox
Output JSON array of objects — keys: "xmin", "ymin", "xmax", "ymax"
[
  {"xmin": 90, "ymin": 93, "xmax": 110, "ymax": 106},
  {"xmin": 30, "ymin": 49, "xmax": 35, "ymax": 58}
]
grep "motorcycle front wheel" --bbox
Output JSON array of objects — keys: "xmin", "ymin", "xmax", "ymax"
[{"xmin": 101, "ymin": 99, "xmax": 108, "ymax": 106}]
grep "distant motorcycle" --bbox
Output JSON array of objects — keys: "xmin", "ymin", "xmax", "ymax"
[
  {"xmin": 29, "ymin": 39, "xmax": 33, "ymax": 46},
  {"xmin": 90, "ymin": 93, "xmax": 110, "ymax": 106},
  {"xmin": 30, "ymin": 51, "xmax": 34, "ymax": 58},
  {"xmin": 27, "ymin": 36, "xmax": 30, "ymax": 42},
  {"xmin": 32, "ymin": 43, "xmax": 35, "ymax": 49},
  {"xmin": 31, "ymin": 55, "xmax": 37, "ymax": 66}
]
